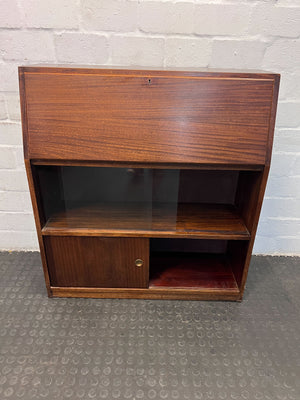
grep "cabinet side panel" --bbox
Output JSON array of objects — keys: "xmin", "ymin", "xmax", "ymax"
[
  {"xmin": 237, "ymin": 167, "xmax": 270, "ymax": 298},
  {"xmin": 19, "ymin": 68, "xmax": 29, "ymax": 159},
  {"xmin": 24, "ymin": 72, "xmax": 274, "ymax": 164},
  {"xmin": 266, "ymin": 74, "xmax": 280, "ymax": 166},
  {"xmin": 24, "ymin": 160, "xmax": 52, "ymax": 296},
  {"xmin": 235, "ymin": 171, "xmax": 263, "ymax": 233}
]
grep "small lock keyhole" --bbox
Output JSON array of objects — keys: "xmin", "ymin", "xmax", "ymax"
[{"xmin": 148, "ymin": 78, "xmax": 151, "ymax": 84}]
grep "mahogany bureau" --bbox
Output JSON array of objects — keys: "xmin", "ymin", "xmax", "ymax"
[{"xmin": 19, "ymin": 66, "xmax": 280, "ymax": 301}]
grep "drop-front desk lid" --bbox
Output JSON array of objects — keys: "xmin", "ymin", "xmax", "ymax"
[{"xmin": 19, "ymin": 66, "xmax": 280, "ymax": 166}]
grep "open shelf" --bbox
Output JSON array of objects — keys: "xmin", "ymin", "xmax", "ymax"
[
  {"xmin": 42, "ymin": 202, "xmax": 250, "ymax": 240},
  {"xmin": 150, "ymin": 252, "xmax": 239, "ymax": 292}
]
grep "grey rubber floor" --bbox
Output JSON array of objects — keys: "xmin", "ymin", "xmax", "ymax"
[{"xmin": 0, "ymin": 252, "xmax": 299, "ymax": 399}]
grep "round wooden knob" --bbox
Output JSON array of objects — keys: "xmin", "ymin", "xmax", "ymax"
[{"xmin": 135, "ymin": 259, "xmax": 143, "ymax": 267}]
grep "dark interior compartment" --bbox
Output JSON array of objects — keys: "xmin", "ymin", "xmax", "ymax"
[{"xmin": 150, "ymin": 238, "xmax": 248, "ymax": 290}]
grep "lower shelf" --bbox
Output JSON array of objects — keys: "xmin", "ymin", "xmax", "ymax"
[
  {"xmin": 49, "ymin": 252, "xmax": 240, "ymax": 300},
  {"xmin": 149, "ymin": 253, "xmax": 239, "ymax": 290}
]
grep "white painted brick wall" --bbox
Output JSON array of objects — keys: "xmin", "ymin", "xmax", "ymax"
[
  {"xmin": 0, "ymin": 148, "xmax": 17, "ymax": 169},
  {"xmin": 139, "ymin": 2, "xmax": 194, "ymax": 34},
  {"xmin": 0, "ymin": 94, "xmax": 7, "ymax": 120},
  {"xmin": 55, "ymin": 33, "xmax": 109, "ymax": 63},
  {"xmin": 276, "ymin": 102, "xmax": 300, "ymax": 128},
  {"xmin": 250, "ymin": 4, "xmax": 300, "ymax": 38},
  {"xmin": 81, "ymin": 0, "xmax": 137, "ymax": 32},
  {"xmin": 0, "ymin": 0, "xmax": 22, "ymax": 28},
  {"xmin": 210, "ymin": 40, "xmax": 266, "ymax": 69},
  {"xmin": 0, "ymin": 63, "xmax": 22, "ymax": 91},
  {"xmin": 0, "ymin": 0, "xmax": 299, "ymax": 253},
  {"xmin": 111, "ymin": 35, "xmax": 164, "ymax": 66},
  {"xmin": 279, "ymin": 72, "xmax": 300, "ymax": 100},
  {"xmin": 194, "ymin": 4, "xmax": 252, "ymax": 36},
  {"xmin": 4, "ymin": 93, "xmax": 21, "ymax": 121},
  {"xmin": 262, "ymin": 39, "xmax": 300, "ymax": 72},
  {"xmin": 22, "ymin": 0, "xmax": 79, "ymax": 29},
  {"xmin": 165, "ymin": 38, "xmax": 212, "ymax": 67},
  {"xmin": 0, "ymin": 31, "xmax": 56, "ymax": 62}
]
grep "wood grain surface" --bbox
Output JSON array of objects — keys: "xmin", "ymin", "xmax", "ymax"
[
  {"xmin": 19, "ymin": 67, "xmax": 279, "ymax": 301},
  {"xmin": 21, "ymin": 68, "xmax": 276, "ymax": 164},
  {"xmin": 20, "ymin": 65, "xmax": 279, "ymax": 79},
  {"xmin": 50, "ymin": 286, "xmax": 240, "ymax": 301},
  {"xmin": 150, "ymin": 253, "xmax": 238, "ymax": 290},
  {"xmin": 44, "ymin": 236, "xmax": 149, "ymax": 288},
  {"xmin": 42, "ymin": 202, "xmax": 250, "ymax": 240}
]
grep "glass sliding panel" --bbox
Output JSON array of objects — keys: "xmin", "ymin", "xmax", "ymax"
[
  {"xmin": 178, "ymin": 170, "xmax": 239, "ymax": 204},
  {"xmin": 60, "ymin": 166, "xmax": 154, "ymax": 231},
  {"xmin": 152, "ymin": 169, "xmax": 180, "ymax": 232},
  {"xmin": 36, "ymin": 166, "xmax": 180, "ymax": 233},
  {"xmin": 36, "ymin": 165, "xmax": 250, "ymax": 239}
]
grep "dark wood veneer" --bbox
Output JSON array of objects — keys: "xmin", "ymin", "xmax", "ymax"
[
  {"xmin": 44, "ymin": 236, "xmax": 149, "ymax": 288},
  {"xmin": 42, "ymin": 202, "xmax": 249, "ymax": 240},
  {"xmin": 150, "ymin": 253, "xmax": 238, "ymax": 290},
  {"xmin": 19, "ymin": 66, "xmax": 279, "ymax": 300},
  {"xmin": 23, "ymin": 70, "xmax": 274, "ymax": 165}
]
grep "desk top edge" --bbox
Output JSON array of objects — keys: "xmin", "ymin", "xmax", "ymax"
[{"xmin": 18, "ymin": 65, "xmax": 280, "ymax": 80}]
